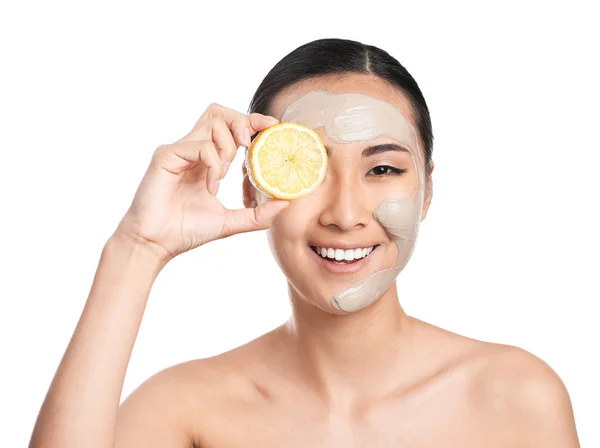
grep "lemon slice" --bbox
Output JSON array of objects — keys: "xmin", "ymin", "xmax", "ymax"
[{"xmin": 246, "ymin": 122, "xmax": 328, "ymax": 200}]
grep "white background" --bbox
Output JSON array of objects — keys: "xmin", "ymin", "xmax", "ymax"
[{"xmin": 1, "ymin": 1, "xmax": 598, "ymax": 446}]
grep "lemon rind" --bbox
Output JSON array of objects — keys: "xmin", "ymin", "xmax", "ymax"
[{"xmin": 246, "ymin": 122, "xmax": 327, "ymax": 200}]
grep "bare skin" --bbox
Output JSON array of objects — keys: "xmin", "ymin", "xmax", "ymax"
[
  {"xmin": 30, "ymin": 74, "xmax": 580, "ymax": 447},
  {"xmin": 118, "ymin": 320, "xmax": 578, "ymax": 448}
]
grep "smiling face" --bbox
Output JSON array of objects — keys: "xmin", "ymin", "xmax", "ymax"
[{"xmin": 243, "ymin": 74, "xmax": 432, "ymax": 314}]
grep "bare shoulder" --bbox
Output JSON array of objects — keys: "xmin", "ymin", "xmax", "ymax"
[
  {"xmin": 115, "ymin": 329, "xmax": 275, "ymax": 447},
  {"xmin": 115, "ymin": 357, "xmax": 221, "ymax": 446},
  {"xmin": 411, "ymin": 320, "xmax": 579, "ymax": 446},
  {"xmin": 469, "ymin": 342, "xmax": 580, "ymax": 447}
]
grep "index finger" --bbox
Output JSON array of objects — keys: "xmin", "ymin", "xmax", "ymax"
[{"xmin": 177, "ymin": 104, "xmax": 279, "ymax": 146}]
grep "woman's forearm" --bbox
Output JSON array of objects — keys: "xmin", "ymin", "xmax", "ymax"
[{"xmin": 30, "ymin": 232, "xmax": 167, "ymax": 448}]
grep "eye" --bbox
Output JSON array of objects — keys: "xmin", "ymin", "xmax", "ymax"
[{"xmin": 368, "ymin": 165, "xmax": 408, "ymax": 177}]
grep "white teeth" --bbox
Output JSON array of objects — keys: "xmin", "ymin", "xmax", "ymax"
[{"xmin": 313, "ymin": 245, "xmax": 376, "ymax": 261}]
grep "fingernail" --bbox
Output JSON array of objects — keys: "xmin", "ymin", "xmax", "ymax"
[
  {"xmin": 223, "ymin": 161, "xmax": 231, "ymax": 176},
  {"xmin": 244, "ymin": 129, "xmax": 251, "ymax": 147}
]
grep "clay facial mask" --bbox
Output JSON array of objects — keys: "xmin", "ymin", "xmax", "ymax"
[{"xmin": 281, "ymin": 90, "xmax": 426, "ymax": 312}]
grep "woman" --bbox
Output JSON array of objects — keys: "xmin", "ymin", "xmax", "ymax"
[{"xmin": 30, "ymin": 38, "xmax": 580, "ymax": 447}]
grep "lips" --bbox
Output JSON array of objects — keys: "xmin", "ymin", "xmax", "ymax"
[
  {"xmin": 310, "ymin": 245, "xmax": 379, "ymax": 262},
  {"xmin": 309, "ymin": 244, "xmax": 380, "ymax": 275},
  {"xmin": 311, "ymin": 245, "xmax": 375, "ymax": 262}
]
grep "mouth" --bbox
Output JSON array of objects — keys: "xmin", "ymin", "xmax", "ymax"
[{"xmin": 308, "ymin": 244, "xmax": 380, "ymax": 275}]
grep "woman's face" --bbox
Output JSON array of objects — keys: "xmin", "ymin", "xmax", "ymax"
[{"xmin": 244, "ymin": 74, "xmax": 432, "ymax": 313}]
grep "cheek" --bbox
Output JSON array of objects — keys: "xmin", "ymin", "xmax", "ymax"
[
  {"xmin": 267, "ymin": 199, "xmax": 315, "ymax": 250},
  {"xmin": 375, "ymin": 197, "xmax": 420, "ymax": 237}
]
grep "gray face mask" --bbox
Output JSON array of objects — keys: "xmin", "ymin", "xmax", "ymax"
[{"xmin": 280, "ymin": 90, "xmax": 426, "ymax": 313}]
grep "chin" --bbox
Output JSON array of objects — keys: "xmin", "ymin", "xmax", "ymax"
[{"xmin": 280, "ymin": 242, "xmax": 397, "ymax": 313}]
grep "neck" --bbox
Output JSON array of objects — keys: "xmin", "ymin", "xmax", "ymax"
[{"xmin": 280, "ymin": 283, "xmax": 415, "ymax": 410}]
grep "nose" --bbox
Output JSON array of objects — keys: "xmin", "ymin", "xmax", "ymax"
[{"xmin": 318, "ymin": 174, "xmax": 370, "ymax": 232}]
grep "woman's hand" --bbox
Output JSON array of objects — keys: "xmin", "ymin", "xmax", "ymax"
[{"xmin": 115, "ymin": 103, "xmax": 289, "ymax": 263}]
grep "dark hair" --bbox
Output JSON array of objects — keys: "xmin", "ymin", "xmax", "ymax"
[{"xmin": 248, "ymin": 38, "xmax": 434, "ymax": 178}]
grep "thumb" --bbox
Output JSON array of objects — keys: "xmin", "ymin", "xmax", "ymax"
[{"xmin": 222, "ymin": 200, "xmax": 290, "ymax": 238}]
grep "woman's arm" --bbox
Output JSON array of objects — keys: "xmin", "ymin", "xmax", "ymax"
[
  {"xmin": 29, "ymin": 233, "xmax": 168, "ymax": 448},
  {"xmin": 29, "ymin": 105, "xmax": 288, "ymax": 448}
]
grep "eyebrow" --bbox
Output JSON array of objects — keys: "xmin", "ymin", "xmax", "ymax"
[{"xmin": 324, "ymin": 143, "xmax": 411, "ymax": 157}]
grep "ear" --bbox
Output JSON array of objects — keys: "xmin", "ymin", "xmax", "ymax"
[
  {"xmin": 421, "ymin": 160, "xmax": 434, "ymax": 221},
  {"xmin": 242, "ymin": 164, "xmax": 258, "ymax": 209}
]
